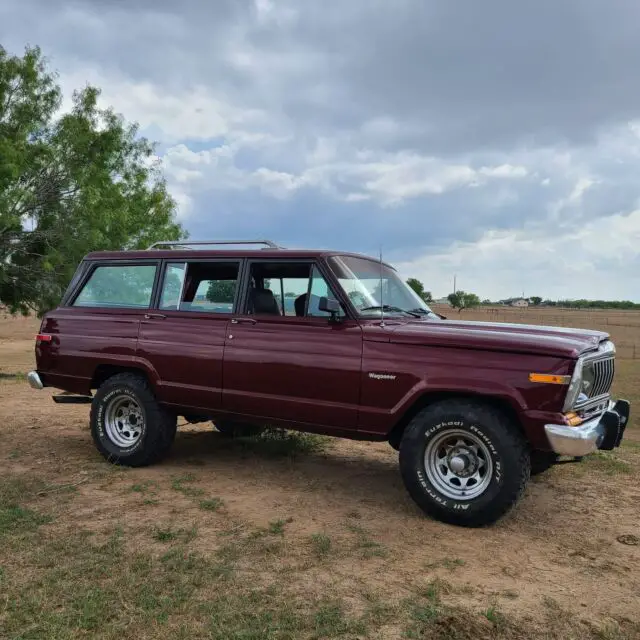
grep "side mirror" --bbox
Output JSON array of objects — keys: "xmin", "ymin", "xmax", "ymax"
[{"xmin": 318, "ymin": 297, "xmax": 340, "ymax": 321}]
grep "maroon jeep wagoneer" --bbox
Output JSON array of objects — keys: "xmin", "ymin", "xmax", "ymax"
[{"xmin": 27, "ymin": 240, "xmax": 630, "ymax": 527}]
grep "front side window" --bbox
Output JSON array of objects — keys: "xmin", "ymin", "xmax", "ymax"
[
  {"xmin": 73, "ymin": 264, "xmax": 157, "ymax": 308},
  {"xmin": 159, "ymin": 261, "xmax": 240, "ymax": 313},
  {"xmin": 245, "ymin": 262, "xmax": 344, "ymax": 317},
  {"xmin": 328, "ymin": 255, "xmax": 437, "ymax": 318}
]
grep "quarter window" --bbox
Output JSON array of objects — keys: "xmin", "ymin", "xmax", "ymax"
[
  {"xmin": 159, "ymin": 262, "xmax": 240, "ymax": 313},
  {"xmin": 73, "ymin": 264, "xmax": 157, "ymax": 308}
]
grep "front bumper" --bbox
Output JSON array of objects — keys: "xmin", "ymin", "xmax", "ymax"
[
  {"xmin": 544, "ymin": 399, "xmax": 630, "ymax": 457},
  {"xmin": 27, "ymin": 371, "xmax": 44, "ymax": 390}
]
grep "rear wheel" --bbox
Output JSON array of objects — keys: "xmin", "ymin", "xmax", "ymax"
[
  {"xmin": 399, "ymin": 400, "xmax": 530, "ymax": 527},
  {"xmin": 90, "ymin": 373, "xmax": 176, "ymax": 467}
]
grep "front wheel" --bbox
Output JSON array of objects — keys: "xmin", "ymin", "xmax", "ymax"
[
  {"xmin": 90, "ymin": 373, "xmax": 177, "ymax": 467},
  {"xmin": 399, "ymin": 400, "xmax": 530, "ymax": 527}
]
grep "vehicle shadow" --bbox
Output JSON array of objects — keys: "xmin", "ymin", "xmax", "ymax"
[{"xmin": 167, "ymin": 429, "xmax": 415, "ymax": 515}]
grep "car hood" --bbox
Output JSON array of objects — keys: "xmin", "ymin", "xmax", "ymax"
[{"xmin": 378, "ymin": 319, "xmax": 609, "ymax": 358}]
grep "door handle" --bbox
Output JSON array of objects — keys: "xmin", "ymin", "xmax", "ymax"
[
  {"xmin": 144, "ymin": 313, "xmax": 167, "ymax": 320},
  {"xmin": 231, "ymin": 318, "xmax": 257, "ymax": 325}
]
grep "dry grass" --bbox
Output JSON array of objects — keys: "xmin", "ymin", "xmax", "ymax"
[
  {"xmin": 0, "ymin": 311, "xmax": 639, "ymax": 639},
  {"xmin": 431, "ymin": 305, "xmax": 640, "ymax": 360}
]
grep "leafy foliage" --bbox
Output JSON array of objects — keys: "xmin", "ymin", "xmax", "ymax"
[
  {"xmin": 447, "ymin": 290, "xmax": 480, "ymax": 312},
  {"xmin": 206, "ymin": 280, "xmax": 236, "ymax": 304},
  {"xmin": 406, "ymin": 277, "xmax": 433, "ymax": 303},
  {"xmin": 0, "ymin": 45, "xmax": 186, "ymax": 316}
]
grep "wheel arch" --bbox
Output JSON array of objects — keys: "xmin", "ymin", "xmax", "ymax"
[
  {"xmin": 387, "ymin": 390, "xmax": 525, "ymax": 450},
  {"xmin": 91, "ymin": 363, "xmax": 154, "ymax": 390}
]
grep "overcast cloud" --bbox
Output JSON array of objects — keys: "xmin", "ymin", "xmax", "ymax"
[{"xmin": 2, "ymin": 0, "xmax": 640, "ymax": 300}]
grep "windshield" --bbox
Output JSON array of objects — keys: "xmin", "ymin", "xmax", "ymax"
[{"xmin": 328, "ymin": 255, "xmax": 437, "ymax": 318}]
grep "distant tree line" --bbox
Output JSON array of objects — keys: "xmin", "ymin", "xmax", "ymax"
[
  {"xmin": 405, "ymin": 278, "xmax": 639, "ymax": 312},
  {"xmin": 541, "ymin": 299, "xmax": 640, "ymax": 310}
]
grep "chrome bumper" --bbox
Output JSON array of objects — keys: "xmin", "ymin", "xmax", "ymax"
[
  {"xmin": 544, "ymin": 399, "xmax": 630, "ymax": 457},
  {"xmin": 27, "ymin": 371, "xmax": 44, "ymax": 390}
]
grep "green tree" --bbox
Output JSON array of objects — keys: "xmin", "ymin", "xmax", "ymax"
[
  {"xmin": 447, "ymin": 290, "xmax": 480, "ymax": 313},
  {"xmin": 406, "ymin": 277, "xmax": 433, "ymax": 303},
  {"xmin": 0, "ymin": 45, "xmax": 186, "ymax": 316},
  {"xmin": 206, "ymin": 280, "xmax": 236, "ymax": 304},
  {"xmin": 529, "ymin": 296, "xmax": 542, "ymax": 306}
]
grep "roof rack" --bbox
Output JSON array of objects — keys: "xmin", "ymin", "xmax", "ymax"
[{"xmin": 147, "ymin": 239, "xmax": 284, "ymax": 250}]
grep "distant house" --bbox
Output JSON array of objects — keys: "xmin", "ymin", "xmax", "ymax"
[
  {"xmin": 434, "ymin": 297, "xmax": 451, "ymax": 306},
  {"xmin": 510, "ymin": 298, "xmax": 529, "ymax": 308}
]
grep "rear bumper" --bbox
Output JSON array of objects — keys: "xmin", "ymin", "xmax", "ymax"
[
  {"xmin": 544, "ymin": 399, "xmax": 630, "ymax": 457},
  {"xmin": 27, "ymin": 371, "xmax": 44, "ymax": 390}
]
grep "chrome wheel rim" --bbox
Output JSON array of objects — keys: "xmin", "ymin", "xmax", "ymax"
[
  {"xmin": 104, "ymin": 394, "xmax": 145, "ymax": 449},
  {"xmin": 424, "ymin": 429, "xmax": 494, "ymax": 500}
]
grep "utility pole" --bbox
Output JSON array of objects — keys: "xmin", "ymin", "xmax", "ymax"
[{"xmin": 453, "ymin": 274, "xmax": 457, "ymax": 294}]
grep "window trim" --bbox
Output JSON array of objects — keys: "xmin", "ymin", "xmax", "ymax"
[
  {"xmin": 239, "ymin": 258, "xmax": 352, "ymax": 319},
  {"xmin": 155, "ymin": 257, "xmax": 245, "ymax": 315},
  {"xmin": 69, "ymin": 260, "xmax": 161, "ymax": 310}
]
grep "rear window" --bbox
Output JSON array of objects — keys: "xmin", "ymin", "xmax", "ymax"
[{"xmin": 72, "ymin": 264, "xmax": 157, "ymax": 309}]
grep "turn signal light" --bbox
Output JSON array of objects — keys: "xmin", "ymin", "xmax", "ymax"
[
  {"xmin": 564, "ymin": 412, "xmax": 583, "ymax": 426},
  {"xmin": 529, "ymin": 373, "xmax": 571, "ymax": 385}
]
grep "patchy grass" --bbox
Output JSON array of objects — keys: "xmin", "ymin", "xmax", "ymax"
[
  {"xmin": 425, "ymin": 557, "xmax": 466, "ymax": 571},
  {"xmin": 579, "ymin": 452, "xmax": 632, "ymax": 475},
  {"xmin": 1, "ymin": 469, "xmax": 638, "ymax": 639},
  {"xmin": 171, "ymin": 473, "xmax": 205, "ymax": 497},
  {"xmin": 130, "ymin": 480, "xmax": 158, "ymax": 494},
  {"xmin": 310, "ymin": 533, "xmax": 332, "ymax": 558},
  {"xmin": 345, "ymin": 522, "xmax": 388, "ymax": 559},
  {"xmin": 0, "ymin": 476, "xmax": 52, "ymax": 538},
  {"xmin": 0, "ymin": 372, "xmax": 27, "ymax": 382},
  {"xmin": 200, "ymin": 497, "xmax": 225, "ymax": 512},
  {"xmin": 269, "ymin": 518, "xmax": 292, "ymax": 535},
  {"xmin": 152, "ymin": 525, "xmax": 197, "ymax": 543},
  {"xmin": 230, "ymin": 428, "xmax": 331, "ymax": 459}
]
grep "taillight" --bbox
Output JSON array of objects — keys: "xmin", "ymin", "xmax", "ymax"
[{"xmin": 36, "ymin": 334, "xmax": 52, "ymax": 343}]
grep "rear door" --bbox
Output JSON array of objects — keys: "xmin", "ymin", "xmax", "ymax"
[
  {"xmin": 221, "ymin": 260, "xmax": 363, "ymax": 429},
  {"xmin": 136, "ymin": 259, "xmax": 243, "ymax": 412}
]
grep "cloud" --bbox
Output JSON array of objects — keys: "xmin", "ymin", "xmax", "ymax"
[
  {"xmin": 2, "ymin": 0, "xmax": 640, "ymax": 300},
  {"xmin": 396, "ymin": 209, "xmax": 640, "ymax": 301}
]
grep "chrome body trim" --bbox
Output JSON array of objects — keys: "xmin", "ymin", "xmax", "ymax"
[
  {"xmin": 27, "ymin": 371, "xmax": 44, "ymax": 390},
  {"xmin": 545, "ymin": 400, "xmax": 627, "ymax": 457}
]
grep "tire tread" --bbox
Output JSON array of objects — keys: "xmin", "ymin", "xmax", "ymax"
[
  {"xmin": 90, "ymin": 372, "xmax": 176, "ymax": 467},
  {"xmin": 399, "ymin": 399, "xmax": 530, "ymax": 527}
]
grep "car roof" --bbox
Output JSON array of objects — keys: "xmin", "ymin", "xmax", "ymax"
[{"xmin": 83, "ymin": 248, "xmax": 396, "ymax": 269}]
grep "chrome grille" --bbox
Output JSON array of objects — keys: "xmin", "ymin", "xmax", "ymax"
[{"xmin": 584, "ymin": 357, "xmax": 615, "ymax": 401}]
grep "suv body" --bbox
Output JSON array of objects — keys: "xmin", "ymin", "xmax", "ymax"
[{"xmin": 27, "ymin": 240, "xmax": 631, "ymax": 526}]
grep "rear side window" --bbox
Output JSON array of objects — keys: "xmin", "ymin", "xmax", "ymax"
[
  {"xmin": 73, "ymin": 264, "xmax": 157, "ymax": 309},
  {"xmin": 159, "ymin": 261, "xmax": 240, "ymax": 313}
]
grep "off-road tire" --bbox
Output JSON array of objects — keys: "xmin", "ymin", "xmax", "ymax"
[
  {"xmin": 214, "ymin": 420, "xmax": 265, "ymax": 438},
  {"xmin": 399, "ymin": 400, "xmax": 531, "ymax": 527},
  {"xmin": 90, "ymin": 373, "xmax": 177, "ymax": 467},
  {"xmin": 530, "ymin": 451, "xmax": 559, "ymax": 476}
]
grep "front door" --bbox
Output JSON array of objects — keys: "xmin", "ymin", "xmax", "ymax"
[
  {"xmin": 222, "ymin": 261, "xmax": 363, "ymax": 429},
  {"xmin": 137, "ymin": 259, "xmax": 242, "ymax": 412}
]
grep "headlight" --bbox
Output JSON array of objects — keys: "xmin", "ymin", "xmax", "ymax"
[
  {"xmin": 581, "ymin": 362, "xmax": 596, "ymax": 396},
  {"xmin": 563, "ymin": 358, "xmax": 584, "ymax": 412}
]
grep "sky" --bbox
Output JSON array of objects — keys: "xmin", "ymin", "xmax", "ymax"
[{"xmin": 2, "ymin": 0, "xmax": 640, "ymax": 301}]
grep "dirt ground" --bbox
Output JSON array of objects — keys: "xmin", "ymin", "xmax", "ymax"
[{"xmin": 1, "ymin": 312, "xmax": 639, "ymax": 639}]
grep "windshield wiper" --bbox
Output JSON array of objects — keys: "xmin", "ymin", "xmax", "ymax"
[{"xmin": 361, "ymin": 305, "xmax": 421, "ymax": 318}]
